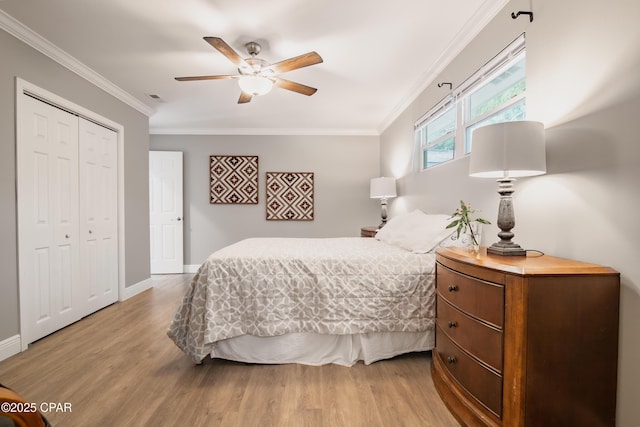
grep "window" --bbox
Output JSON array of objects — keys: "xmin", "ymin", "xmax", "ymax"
[
  {"xmin": 415, "ymin": 100, "xmax": 455, "ymax": 169},
  {"xmin": 463, "ymin": 52, "xmax": 526, "ymax": 153},
  {"xmin": 415, "ymin": 34, "xmax": 526, "ymax": 170}
]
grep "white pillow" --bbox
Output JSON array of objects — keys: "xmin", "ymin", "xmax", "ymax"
[{"xmin": 376, "ymin": 210, "xmax": 453, "ymax": 253}]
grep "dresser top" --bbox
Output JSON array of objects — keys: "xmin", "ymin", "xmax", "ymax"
[{"xmin": 436, "ymin": 246, "xmax": 619, "ymax": 277}]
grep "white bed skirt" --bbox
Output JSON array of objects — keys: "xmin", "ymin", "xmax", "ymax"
[{"xmin": 209, "ymin": 331, "xmax": 435, "ymax": 367}]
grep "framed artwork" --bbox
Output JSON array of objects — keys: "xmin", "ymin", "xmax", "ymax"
[
  {"xmin": 209, "ymin": 155, "xmax": 259, "ymax": 204},
  {"xmin": 266, "ymin": 172, "xmax": 314, "ymax": 221}
]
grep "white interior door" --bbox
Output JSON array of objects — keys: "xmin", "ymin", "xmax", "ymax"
[
  {"xmin": 149, "ymin": 151, "xmax": 184, "ymax": 274},
  {"xmin": 79, "ymin": 118, "xmax": 118, "ymax": 314},
  {"xmin": 17, "ymin": 95, "xmax": 81, "ymax": 343}
]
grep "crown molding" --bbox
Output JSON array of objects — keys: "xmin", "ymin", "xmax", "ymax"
[
  {"xmin": 0, "ymin": 9, "xmax": 155, "ymax": 117},
  {"xmin": 149, "ymin": 127, "xmax": 380, "ymax": 137},
  {"xmin": 377, "ymin": 0, "xmax": 510, "ymax": 134}
]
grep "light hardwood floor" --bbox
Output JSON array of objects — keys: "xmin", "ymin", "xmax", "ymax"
[{"xmin": 0, "ymin": 274, "xmax": 459, "ymax": 427}]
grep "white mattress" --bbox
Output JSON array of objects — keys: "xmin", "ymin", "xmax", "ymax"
[{"xmin": 209, "ymin": 331, "xmax": 435, "ymax": 366}]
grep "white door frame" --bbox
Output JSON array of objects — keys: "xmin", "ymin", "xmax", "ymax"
[{"xmin": 16, "ymin": 78, "xmax": 126, "ymax": 350}]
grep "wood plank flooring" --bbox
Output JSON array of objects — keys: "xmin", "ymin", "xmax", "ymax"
[{"xmin": 0, "ymin": 274, "xmax": 460, "ymax": 427}]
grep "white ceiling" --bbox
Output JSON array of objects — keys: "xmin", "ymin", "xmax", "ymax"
[{"xmin": 0, "ymin": 0, "xmax": 508, "ymax": 135}]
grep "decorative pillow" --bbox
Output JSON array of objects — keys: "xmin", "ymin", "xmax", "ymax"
[
  {"xmin": 376, "ymin": 210, "xmax": 453, "ymax": 253},
  {"xmin": 374, "ymin": 210, "xmax": 425, "ymax": 240}
]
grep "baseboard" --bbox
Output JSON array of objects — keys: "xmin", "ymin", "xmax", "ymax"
[
  {"xmin": 0, "ymin": 335, "xmax": 22, "ymax": 362},
  {"xmin": 184, "ymin": 264, "xmax": 201, "ymax": 273},
  {"xmin": 120, "ymin": 277, "xmax": 153, "ymax": 301}
]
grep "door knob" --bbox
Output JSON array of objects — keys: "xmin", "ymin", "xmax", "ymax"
[
  {"xmin": 177, "ymin": 217, "xmax": 182, "ymax": 221},
  {"xmin": 65, "ymin": 234, "xmax": 70, "ymax": 239}
]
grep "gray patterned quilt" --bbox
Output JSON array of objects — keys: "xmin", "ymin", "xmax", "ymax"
[{"xmin": 168, "ymin": 237, "xmax": 436, "ymax": 362}]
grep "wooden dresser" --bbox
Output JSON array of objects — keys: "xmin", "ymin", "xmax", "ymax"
[{"xmin": 432, "ymin": 247, "xmax": 620, "ymax": 427}]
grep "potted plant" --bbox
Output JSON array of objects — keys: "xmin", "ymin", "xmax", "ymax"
[{"xmin": 446, "ymin": 200, "xmax": 491, "ymax": 253}]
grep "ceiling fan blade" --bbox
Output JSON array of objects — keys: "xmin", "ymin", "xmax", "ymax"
[
  {"xmin": 266, "ymin": 52, "xmax": 323, "ymax": 74},
  {"xmin": 238, "ymin": 92, "xmax": 253, "ymax": 104},
  {"xmin": 175, "ymin": 75, "xmax": 238, "ymax": 82},
  {"xmin": 274, "ymin": 78, "xmax": 318, "ymax": 96},
  {"xmin": 204, "ymin": 37, "xmax": 248, "ymax": 68}
]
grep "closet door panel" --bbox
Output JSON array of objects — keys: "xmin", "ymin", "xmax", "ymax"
[
  {"xmin": 79, "ymin": 118, "xmax": 118, "ymax": 315},
  {"xmin": 18, "ymin": 96, "xmax": 81, "ymax": 343}
]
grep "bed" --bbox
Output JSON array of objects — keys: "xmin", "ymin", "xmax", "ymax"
[{"xmin": 168, "ymin": 210, "xmax": 456, "ymax": 365}]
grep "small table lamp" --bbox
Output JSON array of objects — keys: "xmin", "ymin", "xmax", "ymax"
[
  {"xmin": 370, "ymin": 177, "xmax": 397, "ymax": 228},
  {"xmin": 469, "ymin": 121, "xmax": 546, "ymax": 256}
]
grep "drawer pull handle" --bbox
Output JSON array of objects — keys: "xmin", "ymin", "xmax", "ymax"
[
  {"xmin": 447, "ymin": 356, "xmax": 457, "ymax": 364},
  {"xmin": 448, "ymin": 285, "xmax": 458, "ymax": 292},
  {"xmin": 448, "ymin": 321, "xmax": 457, "ymax": 328}
]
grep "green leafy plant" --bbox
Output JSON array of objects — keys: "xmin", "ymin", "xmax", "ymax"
[{"xmin": 446, "ymin": 200, "xmax": 491, "ymax": 246}]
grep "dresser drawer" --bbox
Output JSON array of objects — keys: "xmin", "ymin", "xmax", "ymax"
[
  {"xmin": 436, "ymin": 325, "xmax": 503, "ymax": 417},
  {"xmin": 436, "ymin": 263, "xmax": 504, "ymax": 328},
  {"xmin": 436, "ymin": 297, "xmax": 503, "ymax": 372}
]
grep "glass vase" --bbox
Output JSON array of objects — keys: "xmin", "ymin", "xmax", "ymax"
[{"xmin": 463, "ymin": 223, "xmax": 481, "ymax": 255}]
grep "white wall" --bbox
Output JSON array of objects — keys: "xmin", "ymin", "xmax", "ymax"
[
  {"xmin": 150, "ymin": 134, "xmax": 380, "ymax": 265},
  {"xmin": 380, "ymin": 0, "xmax": 640, "ymax": 425}
]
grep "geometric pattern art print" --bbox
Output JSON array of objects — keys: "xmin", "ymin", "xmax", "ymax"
[
  {"xmin": 266, "ymin": 172, "xmax": 314, "ymax": 220},
  {"xmin": 210, "ymin": 155, "xmax": 259, "ymax": 204}
]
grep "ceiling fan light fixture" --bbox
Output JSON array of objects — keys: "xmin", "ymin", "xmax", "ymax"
[
  {"xmin": 176, "ymin": 37, "xmax": 322, "ymax": 103},
  {"xmin": 238, "ymin": 75, "xmax": 274, "ymax": 96}
]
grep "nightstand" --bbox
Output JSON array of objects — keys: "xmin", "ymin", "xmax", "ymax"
[
  {"xmin": 432, "ymin": 246, "xmax": 620, "ymax": 427},
  {"xmin": 360, "ymin": 226, "xmax": 378, "ymax": 238}
]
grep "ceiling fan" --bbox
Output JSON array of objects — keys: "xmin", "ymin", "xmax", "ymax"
[{"xmin": 175, "ymin": 37, "xmax": 323, "ymax": 104}]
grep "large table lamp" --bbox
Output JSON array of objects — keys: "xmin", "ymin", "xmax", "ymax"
[
  {"xmin": 469, "ymin": 121, "xmax": 546, "ymax": 256},
  {"xmin": 370, "ymin": 177, "xmax": 397, "ymax": 228}
]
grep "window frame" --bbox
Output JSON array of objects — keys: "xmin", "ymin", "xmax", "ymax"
[{"xmin": 415, "ymin": 34, "xmax": 526, "ymax": 171}]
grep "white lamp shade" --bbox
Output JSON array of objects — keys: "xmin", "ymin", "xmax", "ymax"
[
  {"xmin": 469, "ymin": 121, "xmax": 546, "ymax": 178},
  {"xmin": 238, "ymin": 76, "xmax": 274, "ymax": 96},
  {"xmin": 370, "ymin": 177, "xmax": 397, "ymax": 198}
]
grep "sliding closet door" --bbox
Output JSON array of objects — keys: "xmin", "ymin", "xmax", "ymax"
[
  {"xmin": 18, "ymin": 89, "xmax": 121, "ymax": 348},
  {"xmin": 17, "ymin": 95, "xmax": 81, "ymax": 344},
  {"xmin": 79, "ymin": 118, "xmax": 118, "ymax": 315}
]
